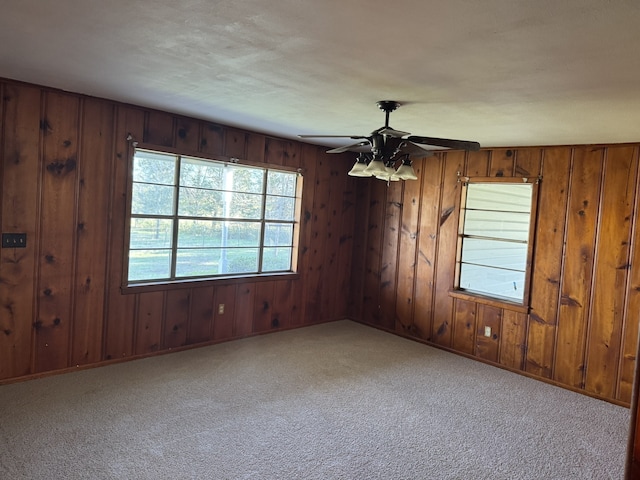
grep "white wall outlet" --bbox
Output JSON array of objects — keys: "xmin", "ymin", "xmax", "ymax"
[
  {"xmin": 218, "ymin": 304, "xmax": 225, "ymax": 314},
  {"xmin": 484, "ymin": 326, "xmax": 491, "ymax": 338}
]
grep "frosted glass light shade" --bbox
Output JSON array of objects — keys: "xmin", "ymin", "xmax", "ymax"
[
  {"xmin": 395, "ymin": 163, "xmax": 418, "ymax": 180},
  {"xmin": 376, "ymin": 165, "xmax": 399, "ymax": 181},
  {"xmin": 348, "ymin": 160, "xmax": 372, "ymax": 177},
  {"xmin": 363, "ymin": 158, "xmax": 387, "ymax": 176}
]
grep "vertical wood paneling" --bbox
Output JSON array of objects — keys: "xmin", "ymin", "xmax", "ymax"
[
  {"xmin": 264, "ymin": 137, "xmax": 286, "ymax": 166},
  {"xmin": 272, "ymin": 279, "xmax": 294, "ymax": 330},
  {"xmin": 163, "ymin": 289, "xmax": 190, "ymax": 349},
  {"xmin": 526, "ymin": 147, "xmax": 571, "ymax": 378},
  {"xmin": 0, "ymin": 83, "xmax": 41, "ymax": 379},
  {"xmin": 361, "ymin": 180, "xmax": 386, "ymax": 326},
  {"xmin": 334, "ymin": 157, "xmax": 356, "ymax": 320},
  {"xmin": 584, "ymin": 146, "xmax": 637, "ymax": 398},
  {"xmin": 619, "ymin": 149, "xmax": 640, "ymax": 403},
  {"xmin": 144, "ymin": 111, "xmax": 174, "ymax": 146},
  {"xmin": 104, "ymin": 105, "xmax": 144, "ymax": 360},
  {"xmin": 200, "ymin": 122, "xmax": 225, "ymax": 156},
  {"xmin": 174, "ymin": 116, "xmax": 201, "ymax": 152},
  {"xmin": 476, "ymin": 305, "xmax": 501, "ymax": 363},
  {"xmin": 320, "ymin": 159, "xmax": 343, "ymax": 321},
  {"xmin": 224, "ymin": 127, "xmax": 247, "ymax": 159},
  {"xmin": 188, "ymin": 286, "xmax": 214, "ymax": 344},
  {"xmin": 499, "ymin": 311, "xmax": 527, "ymax": 370},
  {"xmin": 489, "ymin": 149, "xmax": 515, "ymax": 177},
  {"xmin": 396, "ymin": 163, "xmax": 422, "ymax": 332},
  {"xmin": 553, "ymin": 147, "xmax": 603, "ymax": 388},
  {"xmin": 34, "ymin": 91, "xmax": 80, "ymax": 372},
  {"xmin": 348, "ymin": 180, "xmax": 371, "ymax": 321},
  {"xmin": 452, "ymin": 298, "xmax": 476, "ymax": 354},
  {"xmin": 72, "ymin": 98, "xmax": 114, "ymax": 366},
  {"xmin": 234, "ymin": 284, "xmax": 255, "ymax": 337},
  {"xmin": 213, "ymin": 285, "xmax": 236, "ymax": 340},
  {"xmin": 253, "ymin": 281, "xmax": 276, "ymax": 332},
  {"xmin": 247, "ymin": 133, "xmax": 266, "ymax": 163},
  {"xmin": 134, "ymin": 291, "xmax": 164, "ymax": 354},
  {"xmin": 431, "ymin": 151, "xmax": 465, "ymax": 346},
  {"xmin": 514, "ymin": 148, "xmax": 542, "ymax": 178},
  {"xmin": 413, "ymin": 156, "xmax": 443, "ymax": 339},
  {"xmin": 465, "ymin": 150, "xmax": 490, "ymax": 176},
  {"xmin": 378, "ymin": 181, "xmax": 402, "ymax": 330}
]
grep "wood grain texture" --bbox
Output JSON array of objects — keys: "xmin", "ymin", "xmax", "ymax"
[
  {"xmin": 188, "ymin": 287, "xmax": 215, "ymax": 344},
  {"xmin": 213, "ymin": 285, "xmax": 236, "ymax": 340},
  {"xmin": 34, "ymin": 91, "xmax": 80, "ymax": 372},
  {"xmin": 553, "ymin": 147, "xmax": 603, "ymax": 388},
  {"xmin": 584, "ymin": 146, "xmax": 637, "ymax": 398},
  {"xmin": 379, "ymin": 181, "xmax": 402, "ymax": 330},
  {"xmin": 72, "ymin": 98, "xmax": 114, "ymax": 365},
  {"xmin": 525, "ymin": 147, "xmax": 572, "ymax": 378},
  {"xmin": 489, "ymin": 149, "xmax": 515, "ymax": 177},
  {"xmin": 253, "ymin": 281, "xmax": 276, "ymax": 332},
  {"xmin": 476, "ymin": 305, "xmax": 502, "ymax": 363},
  {"xmin": 499, "ymin": 310, "xmax": 527, "ymax": 370},
  {"xmin": 163, "ymin": 289, "xmax": 190, "ymax": 349},
  {"xmin": 452, "ymin": 298, "xmax": 476, "ymax": 354},
  {"xmin": 134, "ymin": 291, "xmax": 164, "ymax": 354},
  {"xmin": 0, "ymin": 83, "xmax": 41, "ymax": 379}
]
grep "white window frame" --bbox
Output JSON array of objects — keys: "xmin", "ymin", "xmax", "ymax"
[{"xmin": 122, "ymin": 145, "xmax": 302, "ymax": 289}]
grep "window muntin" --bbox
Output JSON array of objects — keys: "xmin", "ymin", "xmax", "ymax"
[
  {"xmin": 456, "ymin": 181, "xmax": 535, "ymax": 303},
  {"xmin": 127, "ymin": 149, "xmax": 300, "ymax": 284}
]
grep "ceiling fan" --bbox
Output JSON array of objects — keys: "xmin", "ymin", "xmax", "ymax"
[{"xmin": 298, "ymin": 100, "xmax": 480, "ymax": 181}]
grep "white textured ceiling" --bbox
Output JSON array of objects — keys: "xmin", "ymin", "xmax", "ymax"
[{"xmin": 1, "ymin": 0, "xmax": 640, "ymax": 150}]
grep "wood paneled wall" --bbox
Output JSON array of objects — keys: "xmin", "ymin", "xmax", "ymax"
[
  {"xmin": 350, "ymin": 145, "xmax": 640, "ymax": 405},
  {"xmin": 0, "ymin": 79, "xmax": 356, "ymax": 382}
]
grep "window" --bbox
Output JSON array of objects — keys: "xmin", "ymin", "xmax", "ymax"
[
  {"xmin": 455, "ymin": 178, "xmax": 538, "ymax": 304},
  {"xmin": 126, "ymin": 148, "xmax": 301, "ymax": 285}
]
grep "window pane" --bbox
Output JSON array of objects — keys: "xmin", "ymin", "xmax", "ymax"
[
  {"xmin": 175, "ymin": 248, "xmax": 222, "ymax": 277},
  {"xmin": 178, "ymin": 187, "xmax": 224, "ymax": 217},
  {"xmin": 466, "ymin": 183, "xmax": 532, "ymax": 213},
  {"xmin": 227, "ymin": 165, "xmax": 265, "ymax": 194},
  {"xmin": 264, "ymin": 223, "xmax": 294, "ymax": 246},
  {"xmin": 131, "ymin": 183, "xmax": 175, "ymax": 215},
  {"xmin": 130, "ymin": 218, "xmax": 173, "ymax": 249},
  {"xmin": 219, "ymin": 248, "xmax": 259, "ymax": 274},
  {"xmin": 227, "ymin": 192, "xmax": 263, "ymax": 219},
  {"xmin": 265, "ymin": 196, "xmax": 295, "ymax": 221},
  {"xmin": 267, "ymin": 171, "xmax": 296, "ymax": 197},
  {"xmin": 459, "ymin": 263, "xmax": 525, "ymax": 302},
  {"xmin": 224, "ymin": 222, "xmax": 261, "ymax": 246},
  {"xmin": 133, "ymin": 151, "xmax": 176, "ymax": 185},
  {"xmin": 262, "ymin": 247, "xmax": 292, "ymax": 272},
  {"xmin": 464, "ymin": 210, "xmax": 530, "ymax": 241},
  {"xmin": 128, "ymin": 249, "xmax": 172, "ymax": 281},
  {"xmin": 177, "ymin": 220, "xmax": 221, "ymax": 247},
  {"xmin": 461, "ymin": 238, "xmax": 528, "ymax": 271},
  {"xmin": 180, "ymin": 157, "xmax": 224, "ymax": 189}
]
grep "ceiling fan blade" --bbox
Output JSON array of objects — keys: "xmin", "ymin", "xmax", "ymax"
[
  {"xmin": 326, "ymin": 140, "xmax": 371, "ymax": 154},
  {"xmin": 401, "ymin": 141, "xmax": 435, "ymax": 158},
  {"xmin": 374, "ymin": 127, "xmax": 411, "ymax": 137},
  {"xmin": 407, "ymin": 135, "xmax": 481, "ymax": 151},
  {"xmin": 298, "ymin": 134, "xmax": 368, "ymax": 139}
]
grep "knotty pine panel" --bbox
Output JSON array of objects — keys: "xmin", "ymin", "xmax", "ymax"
[
  {"xmin": 144, "ymin": 110, "xmax": 174, "ymax": 146},
  {"xmin": 0, "ymin": 83, "xmax": 41, "ymax": 379},
  {"xmin": 499, "ymin": 310, "xmax": 527, "ymax": 370},
  {"xmin": 174, "ymin": 116, "xmax": 201, "ymax": 152},
  {"xmin": 72, "ymin": 98, "xmax": 114, "ymax": 366},
  {"xmin": 104, "ymin": 105, "xmax": 144, "ymax": 360},
  {"xmin": 396, "ymin": 165, "xmax": 422, "ymax": 332},
  {"xmin": 224, "ymin": 127, "xmax": 247, "ymax": 159},
  {"xmin": 476, "ymin": 305, "xmax": 501, "ymax": 363},
  {"xmin": 584, "ymin": 146, "xmax": 637, "ymax": 398},
  {"xmin": 489, "ymin": 149, "xmax": 515, "ymax": 177},
  {"xmin": 253, "ymin": 281, "xmax": 276, "ymax": 332},
  {"xmin": 164, "ymin": 289, "xmax": 190, "ymax": 349},
  {"xmin": 134, "ymin": 291, "xmax": 164, "ymax": 354},
  {"xmin": 465, "ymin": 150, "xmax": 490, "ymax": 177},
  {"xmin": 188, "ymin": 286, "xmax": 215, "ymax": 344},
  {"xmin": 378, "ymin": 181, "xmax": 402, "ymax": 330},
  {"xmin": 553, "ymin": 147, "xmax": 603, "ymax": 388},
  {"xmin": 347, "ymin": 180, "xmax": 371, "ymax": 322},
  {"xmin": 34, "ymin": 91, "xmax": 80, "ymax": 372},
  {"xmin": 200, "ymin": 122, "xmax": 225, "ymax": 156},
  {"xmin": 452, "ymin": 298, "xmax": 476, "ymax": 355},
  {"xmin": 234, "ymin": 284, "xmax": 255, "ymax": 337},
  {"xmin": 361, "ymin": 180, "xmax": 386, "ymax": 326},
  {"xmin": 333, "ymin": 158, "xmax": 356, "ymax": 320},
  {"xmin": 525, "ymin": 147, "xmax": 572, "ymax": 378},
  {"xmin": 431, "ymin": 150, "xmax": 465, "ymax": 346},
  {"xmin": 213, "ymin": 285, "xmax": 236, "ymax": 340},
  {"xmin": 412, "ymin": 155, "xmax": 443, "ymax": 339}
]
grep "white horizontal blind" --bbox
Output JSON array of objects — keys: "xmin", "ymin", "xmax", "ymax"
[{"xmin": 459, "ymin": 183, "xmax": 533, "ymax": 302}]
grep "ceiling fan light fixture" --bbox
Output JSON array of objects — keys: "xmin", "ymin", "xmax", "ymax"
[
  {"xmin": 395, "ymin": 158, "xmax": 418, "ymax": 181},
  {"xmin": 363, "ymin": 156, "xmax": 387, "ymax": 176},
  {"xmin": 348, "ymin": 155, "xmax": 372, "ymax": 177}
]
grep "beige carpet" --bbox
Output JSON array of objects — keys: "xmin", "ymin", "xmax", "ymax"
[{"xmin": 0, "ymin": 320, "xmax": 629, "ymax": 479}]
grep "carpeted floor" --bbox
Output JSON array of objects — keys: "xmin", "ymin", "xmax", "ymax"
[{"xmin": 0, "ymin": 320, "xmax": 630, "ymax": 479}]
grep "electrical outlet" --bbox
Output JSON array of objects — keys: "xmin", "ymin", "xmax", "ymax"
[
  {"xmin": 2, "ymin": 233, "xmax": 27, "ymax": 248},
  {"xmin": 484, "ymin": 326, "xmax": 491, "ymax": 338},
  {"xmin": 218, "ymin": 304, "xmax": 225, "ymax": 314}
]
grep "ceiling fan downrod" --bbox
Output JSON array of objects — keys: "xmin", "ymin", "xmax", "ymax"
[{"xmin": 377, "ymin": 100, "xmax": 401, "ymax": 128}]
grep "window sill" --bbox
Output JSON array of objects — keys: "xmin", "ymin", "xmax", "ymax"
[
  {"xmin": 122, "ymin": 272, "xmax": 300, "ymax": 294},
  {"xmin": 448, "ymin": 289, "xmax": 530, "ymax": 314}
]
